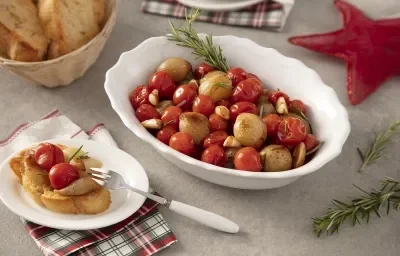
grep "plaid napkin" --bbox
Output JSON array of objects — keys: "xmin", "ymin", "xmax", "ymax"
[
  {"xmin": 0, "ymin": 110, "xmax": 177, "ymax": 256},
  {"xmin": 141, "ymin": 0, "xmax": 295, "ymax": 31}
]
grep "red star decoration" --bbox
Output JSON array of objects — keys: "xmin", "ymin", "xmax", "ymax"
[{"xmin": 288, "ymin": 0, "xmax": 400, "ymax": 105}]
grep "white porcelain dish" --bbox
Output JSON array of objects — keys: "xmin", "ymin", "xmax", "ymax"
[
  {"xmin": 0, "ymin": 139, "xmax": 149, "ymax": 230},
  {"xmin": 177, "ymin": 0, "xmax": 264, "ymax": 11},
  {"xmin": 105, "ymin": 35, "xmax": 350, "ymax": 190}
]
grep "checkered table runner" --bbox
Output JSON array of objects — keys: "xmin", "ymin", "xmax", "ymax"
[
  {"xmin": 0, "ymin": 110, "xmax": 177, "ymax": 256},
  {"xmin": 141, "ymin": 0, "xmax": 290, "ymax": 31}
]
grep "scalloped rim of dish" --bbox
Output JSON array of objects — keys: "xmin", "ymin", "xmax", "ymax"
[{"xmin": 105, "ymin": 35, "xmax": 351, "ymax": 180}]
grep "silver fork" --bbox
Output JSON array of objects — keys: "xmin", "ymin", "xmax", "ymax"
[{"xmin": 89, "ymin": 168, "xmax": 239, "ymax": 233}]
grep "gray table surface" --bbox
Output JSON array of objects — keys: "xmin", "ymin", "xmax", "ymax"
[{"xmin": 1, "ymin": 0, "xmax": 400, "ymax": 255}]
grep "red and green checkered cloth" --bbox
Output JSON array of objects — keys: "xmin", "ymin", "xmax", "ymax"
[{"xmin": 141, "ymin": 0, "xmax": 291, "ymax": 31}]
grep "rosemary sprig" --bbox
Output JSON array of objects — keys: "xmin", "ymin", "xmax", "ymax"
[
  {"xmin": 167, "ymin": 9, "xmax": 229, "ymax": 72},
  {"xmin": 357, "ymin": 120, "xmax": 400, "ymax": 172},
  {"xmin": 312, "ymin": 177, "xmax": 400, "ymax": 237},
  {"xmin": 67, "ymin": 145, "xmax": 83, "ymax": 162}
]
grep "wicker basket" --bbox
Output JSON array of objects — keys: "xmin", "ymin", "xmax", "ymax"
[{"xmin": 0, "ymin": 0, "xmax": 118, "ymax": 88}]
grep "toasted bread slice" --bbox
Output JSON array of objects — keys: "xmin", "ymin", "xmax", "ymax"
[
  {"xmin": 0, "ymin": 0, "xmax": 48, "ymax": 61},
  {"xmin": 38, "ymin": 0, "xmax": 105, "ymax": 59},
  {"xmin": 41, "ymin": 187, "xmax": 111, "ymax": 214}
]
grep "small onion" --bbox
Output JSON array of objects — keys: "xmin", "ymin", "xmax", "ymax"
[
  {"xmin": 233, "ymin": 113, "xmax": 266, "ymax": 148},
  {"xmin": 198, "ymin": 71, "xmax": 232, "ymax": 102},
  {"xmin": 179, "ymin": 112, "xmax": 210, "ymax": 145},
  {"xmin": 157, "ymin": 57, "xmax": 192, "ymax": 82},
  {"xmin": 260, "ymin": 145, "xmax": 292, "ymax": 172}
]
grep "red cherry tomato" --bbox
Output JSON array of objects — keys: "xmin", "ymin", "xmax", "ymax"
[
  {"xmin": 169, "ymin": 132, "xmax": 195, "ymax": 155},
  {"xmin": 157, "ymin": 126, "xmax": 178, "ymax": 144},
  {"xmin": 262, "ymin": 114, "xmax": 282, "ymax": 137},
  {"xmin": 227, "ymin": 67, "xmax": 247, "ymax": 87},
  {"xmin": 231, "ymin": 78, "xmax": 263, "ymax": 103},
  {"xmin": 277, "ymin": 117, "xmax": 307, "ymax": 146},
  {"xmin": 135, "ymin": 104, "xmax": 160, "ymax": 122},
  {"xmin": 194, "ymin": 62, "xmax": 216, "ymax": 80},
  {"xmin": 229, "ymin": 101, "xmax": 257, "ymax": 122},
  {"xmin": 191, "ymin": 145, "xmax": 204, "ymax": 160},
  {"xmin": 148, "ymin": 71, "xmax": 177, "ymax": 99},
  {"xmin": 192, "ymin": 95, "xmax": 215, "ymax": 117},
  {"xmin": 209, "ymin": 114, "xmax": 228, "ymax": 132},
  {"xmin": 173, "ymin": 85, "xmax": 197, "ymax": 110},
  {"xmin": 161, "ymin": 106, "xmax": 182, "ymax": 130},
  {"xmin": 203, "ymin": 131, "xmax": 229, "ymax": 149},
  {"xmin": 247, "ymin": 73, "xmax": 261, "ymax": 82},
  {"xmin": 201, "ymin": 145, "xmax": 226, "ymax": 167},
  {"xmin": 288, "ymin": 99, "xmax": 307, "ymax": 114},
  {"xmin": 34, "ymin": 143, "xmax": 64, "ymax": 171},
  {"xmin": 49, "ymin": 163, "xmax": 79, "ymax": 189},
  {"xmin": 268, "ymin": 91, "xmax": 289, "ymax": 105},
  {"xmin": 303, "ymin": 134, "xmax": 319, "ymax": 152},
  {"xmin": 129, "ymin": 85, "xmax": 150, "ymax": 110},
  {"xmin": 234, "ymin": 147, "xmax": 262, "ymax": 172},
  {"xmin": 216, "ymin": 99, "xmax": 231, "ymax": 108}
]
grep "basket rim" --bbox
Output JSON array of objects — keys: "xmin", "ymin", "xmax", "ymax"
[{"xmin": 0, "ymin": 0, "xmax": 118, "ymax": 67}]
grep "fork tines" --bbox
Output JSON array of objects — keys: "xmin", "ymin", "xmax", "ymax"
[{"xmin": 88, "ymin": 168, "xmax": 111, "ymax": 182}]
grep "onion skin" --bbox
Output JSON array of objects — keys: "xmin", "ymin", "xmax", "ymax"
[
  {"xmin": 179, "ymin": 112, "xmax": 210, "ymax": 145},
  {"xmin": 260, "ymin": 145, "xmax": 292, "ymax": 172},
  {"xmin": 199, "ymin": 71, "xmax": 232, "ymax": 102},
  {"xmin": 233, "ymin": 113, "xmax": 267, "ymax": 148},
  {"xmin": 157, "ymin": 57, "xmax": 192, "ymax": 82}
]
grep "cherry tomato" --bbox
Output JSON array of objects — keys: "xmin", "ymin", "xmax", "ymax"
[
  {"xmin": 303, "ymin": 134, "xmax": 319, "ymax": 152},
  {"xmin": 234, "ymin": 147, "xmax": 262, "ymax": 172},
  {"xmin": 34, "ymin": 143, "xmax": 64, "ymax": 171},
  {"xmin": 277, "ymin": 117, "xmax": 307, "ymax": 146},
  {"xmin": 191, "ymin": 145, "xmax": 204, "ymax": 160},
  {"xmin": 209, "ymin": 114, "xmax": 228, "ymax": 132},
  {"xmin": 129, "ymin": 85, "xmax": 150, "ymax": 110},
  {"xmin": 161, "ymin": 106, "xmax": 182, "ymax": 130},
  {"xmin": 268, "ymin": 91, "xmax": 289, "ymax": 105},
  {"xmin": 247, "ymin": 73, "xmax": 261, "ymax": 82},
  {"xmin": 201, "ymin": 145, "xmax": 226, "ymax": 167},
  {"xmin": 173, "ymin": 85, "xmax": 197, "ymax": 110},
  {"xmin": 169, "ymin": 132, "xmax": 195, "ymax": 155},
  {"xmin": 203, "ymin": 131, "xmax": 229, "ymax": 149},
  {"xmin": 157, "ymin": 126, "xmax": 178, "ymax": 144},
  {"xmin": 216, "ymin": 99, "xmax": 231, "ymax": 108},
  {"xmin": 192, "ymin": 95, "xmax": 215, "ymax": 117},
  {"xmin": 194, "ymin": 62, "xmax": 216, "ymax": 80},
  {"xmin": 229, "ymin": 101, "xmax": 257, "ymax": 122},
  {"xmin": 262, "ymin": 114, "xmax": 282, "ymax": 137},
  {"xmin": 231, "ymin": 78, "xmax": 263, "ymax": 103},
  {"xmin": 288, "ymin": 99, "xmax": 307, "ymax": 114},
  {"xmin": 227, "ymin": 67, "xmax": 247, "ymax": 87},
  {"xmin": 135, "ymin": 104, "xmax": 160, "ymax": 122},
  {"xmin": 148, "ymin": 71, "xmax": 177, "ymax": 99},
  {"xmin": 49, "ymin": 163, "xmax": 79, "ymax": 189}
]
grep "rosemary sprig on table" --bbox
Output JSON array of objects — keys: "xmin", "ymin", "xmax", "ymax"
[
  {"xmin": 167, "ymin": 9, "xmax": 229, "ymax": 72},
  {"xmin": 312, "ymin": 177, "xmax": 400, "ymax": 237},
  {"xmin": 357, "ymin": 120, "xmax": 400, "ymax": 172}
]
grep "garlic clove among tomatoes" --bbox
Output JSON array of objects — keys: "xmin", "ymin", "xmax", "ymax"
[
  {"xmin": 233, "ymin": 113, "xmax": 267, "ymax": 148},
  {"xmin": 198, "ymin": 71, "xmax": 232, "ymax": 102},
  {"xmin": 179, "ymin": 112, "xmax": 210, "ymax": 145},
  {"xmin": 156, "ymin": 100, "xmax": 173, "ymax": 115},
  {"xmin": 292, "ymin": 142, "xmax": 306, "ymax": 168}
]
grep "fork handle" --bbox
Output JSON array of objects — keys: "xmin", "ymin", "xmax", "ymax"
[{"xmin": 168, "ymin": 200, "xmax": 239, "ymax": 233}]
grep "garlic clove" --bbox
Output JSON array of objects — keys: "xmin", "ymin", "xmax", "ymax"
[
  {"xmin": 149, "ymin": 89, "xmax": 159, "ymax": 106},
  {"xmin": 215, "ymin": 106, "xmax": 230, "ymax": 120},
  {"xmin": 276, "ymin": 96, "xmax": 288, "ymax": 115},
  {"xmin": 141, "ymin": 119, "xmax": 162, "ymax": 129},
  {"xmin": 188, "ymin": 79, "xmax": 199, "ymax": 90},
  {"xmin": 156, "ymin": 100, "xmax": 173, "ymax": 115},
  {"xmin": 223, "ymin": 136, "xmax": 242, "ymax": 147}
]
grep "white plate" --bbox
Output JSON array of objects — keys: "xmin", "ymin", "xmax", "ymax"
[
  {"xmin": 0, "ymin": 139, "xmax": 149, "ymax": 230},
  {"xmin": 177, "ymin": 0, "xmax": 264, "ymax": 11}
]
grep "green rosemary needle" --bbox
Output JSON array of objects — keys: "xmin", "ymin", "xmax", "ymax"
[
  {"xmin": 312, "ymin": 177, "xmax": 400, "ymax": 237},
  {"xmin": 357, "ymin": 119, "xmax": 400, "ymax": 172},
  {"xmin": 167, "ymin": 9, "xmax": 229, "ymax": 72}
]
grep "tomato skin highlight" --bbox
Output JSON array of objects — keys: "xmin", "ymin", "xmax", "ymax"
[
  {"xmin": 234, "ymin": 147, "xmax": 262, "ymax": 172},
  {"xmin": 129, "ymin": 85, "xmax": 150, "ymax": 110},
  {"xmin": 227, "ymin": 67, "xmax": 247, "ymax": 87},
  {"xmin": 231, "ymin": 78, "xmax": 262, "ymax": 104},
  {"xmin": 148, "ymin": 71, "xmax": 177, "ymax": 99},
  {"xmin": 34, "ymin": 143, "xmax": 65, "ymax": 171},
  {"xmin": 173, "ymin": 85, "xmax": 198, "ymax": 110},
  {"xmin": 277, "ymin": 117, "xmax": 307, "ymax": 146},
  {"xmin": 161, "ymin": 106, "xmax": 182, "ymax": 130},
  {"xmin": 135, "ymin": 104, "xmax": 160, "ymax": 122},
  {"xmin": 49, "ymin": 163, "xmax": 79, "ymax": 189},
  {"xmin": 201, "ymin": 145, "xmax": 226, "ymax": 167},
  {"xmin": 194, "ymin": 62, "xmax": 216, "ymax": 80}
]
